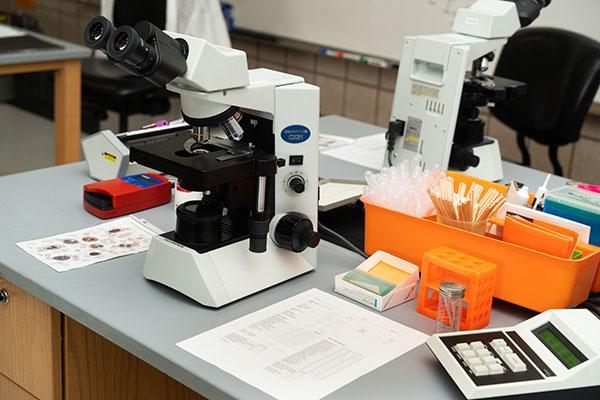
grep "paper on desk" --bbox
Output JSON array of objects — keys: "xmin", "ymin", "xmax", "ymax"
[
  {"xmin": 318, "ymin": 181, "xmax": 365, "ymax": 212},
  {"xmin": 16, "ymin": 216, "xmax": 161, "ymax": 272},
  {"xmin": 0, "ymin": 24, "xmax": 25, "ymax": 39},
  {"xmin": 318, "ymin": 133, "xmax": 355, "ymax": 152},
  {"xmin": 177, "ymin": 288, "xmax": 428, "ymax": 400},
  {"xmin": 322, "ymin": 132, "xmax": 386, "ymax": 170}
]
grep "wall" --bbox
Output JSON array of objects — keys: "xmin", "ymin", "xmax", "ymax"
[{"xmin": 0, "ymin": 0, "xmax": 98, "ymax": 44}]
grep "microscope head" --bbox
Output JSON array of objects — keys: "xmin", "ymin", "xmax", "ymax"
[
  {"xmin": 166, "ymin": 31, "xmax": 249, "ymax": 93},
  {"xmin": 163, "ymin": 31, "xmax": 250, "ymax": 144},
  {"xmin": 453, "ymin": 0, "xmax": 550, "ymax": 39},
  {"xmin": 83, "ymin": 16, "xmax": 251, "ymax": 143},
  {"xmin": 84, "ymin": 16, "xmax": 249, "ymax": 92}
]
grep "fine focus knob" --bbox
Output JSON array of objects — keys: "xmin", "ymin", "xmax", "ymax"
[
  {"xmin": 288, "ymin": 176, "xmax": 305, "ymax": 194},
  {"xmin": 274, "ymin": 213, "xmax": 320, "ymax": 253},
  {"xmin": 0, "ymin": 289, "xmax": 9, "ymax": 304}
]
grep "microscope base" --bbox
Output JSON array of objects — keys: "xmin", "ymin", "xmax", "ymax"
[
  {"xmin": 143, "ymin": 234, "xmax": 316, "ymax": 307},
  {"xmin": 464, "ymin": 137, "xmax": 504, "ymax": 182}
]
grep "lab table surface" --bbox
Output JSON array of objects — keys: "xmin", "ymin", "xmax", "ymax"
[
  {"xmin": 0, "ymin": 24, "xmax": 91, "ymax": 164},
  {"xmin": 0, "ymin": 116, "xmax": 568, "ymax": 400},
  {"xmin": 0, "ymin": 25, "xmax": 90, "ymax": 65},
  {"xmin": 319, "ymin": 115, "xmax": 569, "ymax": 190}
]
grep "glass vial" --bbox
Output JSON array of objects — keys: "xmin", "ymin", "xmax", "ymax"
[{"xmin": 435, "ymin": 281, "xmax": 466, "ymax": 334}]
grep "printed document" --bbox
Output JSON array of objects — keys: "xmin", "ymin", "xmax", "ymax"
[{"xmin": 177, "ymin": 288, "xmax": 428, "ymax": 400}]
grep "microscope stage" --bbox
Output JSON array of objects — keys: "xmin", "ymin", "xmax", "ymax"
[{"xmin": 130, "ymin": 131, "xmax": 276, "ymax": 188}]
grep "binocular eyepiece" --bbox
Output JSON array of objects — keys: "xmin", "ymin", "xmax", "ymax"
[
  {"xmin": 505, "ymin": 0, "xmax": 551, "ymax": 27},
  {"xmin": 84, "ymin": 16, "xmax": 114, "ymax": 50},
  {"xmin": 83, "ymin": 16, "xmax": 189, "ymax": 87}
]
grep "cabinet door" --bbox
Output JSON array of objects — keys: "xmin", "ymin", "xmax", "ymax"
[
  {"xmin": 0, "ymin": 277, "xmax": 62, "ymax": 400},
  {"xmin": 64, "ymin": 317, "xmax": 207, "ymax": 400},
  {"xmin": 0, "ymin": 373, "xmax": 38, "ymax": 400}
]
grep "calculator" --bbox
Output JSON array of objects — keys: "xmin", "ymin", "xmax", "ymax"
[{"xmin": 427, "ymin": 309, "xmax": 600, "ymax": 399}]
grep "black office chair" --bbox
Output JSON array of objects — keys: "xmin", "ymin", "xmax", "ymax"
[
  {"xmin": 491, "ymin": 28, "xmax": 600, "ymax": 176},
  {"xmin": 82, "ymin": 0, "xmax": 171, "ymax": 133}
]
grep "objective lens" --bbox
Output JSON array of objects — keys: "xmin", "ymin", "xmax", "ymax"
[
  {"xmin": 89, "ymin": 23, "xmax": 103, "ymax": 41},
  {"xmin": 221, "ymin": 113, "xmax": 244, "ymax": 141},
  {"xmin": 115, "ymin": 32, "xmax": 129, "ymax": 51}
]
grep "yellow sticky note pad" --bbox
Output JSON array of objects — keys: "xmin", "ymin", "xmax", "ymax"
[
  {"xmin": 335, "ymin": 251, "xmax": 419, "ymax": 312},
  {"xmin": 369, "ymin": 261, "xmax": 410, "ymax": 284}
]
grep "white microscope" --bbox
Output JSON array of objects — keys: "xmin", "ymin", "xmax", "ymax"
[
  {"xmin": 386, "ymin": 0, "xmax": 550, "ymax": 181},
  {"xmin": 83, "ymin": 17, "xmax": 320, "ymax": 307}
]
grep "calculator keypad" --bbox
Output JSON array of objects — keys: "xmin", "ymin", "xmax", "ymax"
[
  {"xmin": 455, "ymin": 341, "xmax": 508, "ymax": 376},
  {"xmin": 437, "ymin": 331, "xmax": 545, "ymax": 386}
]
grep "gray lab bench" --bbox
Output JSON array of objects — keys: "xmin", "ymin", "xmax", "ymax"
[
  {"xmin": 319, "ymin": 115, "xmax": 569, "ymax": 191},
  {"xmin": 0, "ymin": 24, "xmax": 90, "ymax": 164},
  {"xmin": 0, "ymin": 116, "xmax": 568, "ymax": 399},
  {"xmin": 0, "ymin": 24, "xmax": 90, "ymax": 66}
]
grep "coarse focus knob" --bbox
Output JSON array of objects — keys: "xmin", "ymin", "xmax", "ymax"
[
  {"xmin": 274, "ymin": 213, "xmax": 320, "ymax": 253},
  {"xmin": 288, "ymin": 176, "xmax": 305, "ymax": 194},
  {"xmin": 0, "ymin": 288, "xmax": 9, "ymax": 304},
  {"xmin": 450, "ymin": 144, "xmax": 480, "ymax": 171}
]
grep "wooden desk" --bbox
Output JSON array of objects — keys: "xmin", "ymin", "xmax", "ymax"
[{"xmin": 0, "ymin": 26, "xmax": 90, "ymax": 165}]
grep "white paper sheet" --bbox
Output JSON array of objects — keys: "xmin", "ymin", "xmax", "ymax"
[
  {"xmin": 322, "ymin": 132, "xmax": 386, "ymax": 170},
  {"xmin": 318, "ymin": 133, "xmax": 355, "ymax": 152},
  {"xmin": 318, "ymin": 181, "xmax": 365, "ymax": 212},
  {"xmin": 16, "ymin": 216, "xmax": 160, "ymax": 272},
  {"xmin": 177, "ymin": 288, "xmax": 428, "ymax": 400},
  {"xmin": 0, "ymin": 24, "xmax": 25, "ymax": 38}
]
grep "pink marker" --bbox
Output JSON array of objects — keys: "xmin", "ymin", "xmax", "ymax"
[
  {"xmin": 142, "ymin": 119, "xmax": 169, "ymax": 129},
  {"xmin": 578, "ymin": 183, "xmax": 600, "ymax": 194}
]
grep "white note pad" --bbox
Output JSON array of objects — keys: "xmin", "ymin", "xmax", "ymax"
[{"xmin": 177, "ymin": 288, "xmax": 428, "ymax": 400}]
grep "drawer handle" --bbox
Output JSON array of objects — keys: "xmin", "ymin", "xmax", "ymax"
[{"xmin": 0, "ymin": 288, "xmax": 8, "ymax": 304}]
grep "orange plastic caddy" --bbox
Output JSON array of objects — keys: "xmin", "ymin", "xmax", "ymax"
[{"xmin": 363, "ymin": 173, "xmax": 600, "ymax": 312}]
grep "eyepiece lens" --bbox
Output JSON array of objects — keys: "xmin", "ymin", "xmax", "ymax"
[
  {"xmin": 115, "ymin": 32, "xmax": 129, "ymax": 51},
  {"xmin": 89, "ymin": 23, "xmax": 104, "ymax": 41}
]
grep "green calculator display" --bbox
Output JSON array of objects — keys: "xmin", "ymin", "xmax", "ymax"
[{"xmin": 533, "ymin": 323, "xmax": 587, "ymax": 369}]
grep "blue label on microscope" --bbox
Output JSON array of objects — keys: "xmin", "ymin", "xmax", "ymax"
[{"xmin": 281, "ymin": 125, "xmax": 311, "ymax": 144}]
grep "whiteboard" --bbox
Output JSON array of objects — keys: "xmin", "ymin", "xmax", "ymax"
[{"xmin": 229, "ymin": 0, "xmax": 600, "ymax": 102}]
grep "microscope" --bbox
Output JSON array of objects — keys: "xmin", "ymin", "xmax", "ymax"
[
  {"xmin": 83, "ymin": 17, "xmax": 320, "ymax": 307},
  {"xmin": 386, "ymin": 0, "xmax": 550, "ymax": 181}
]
